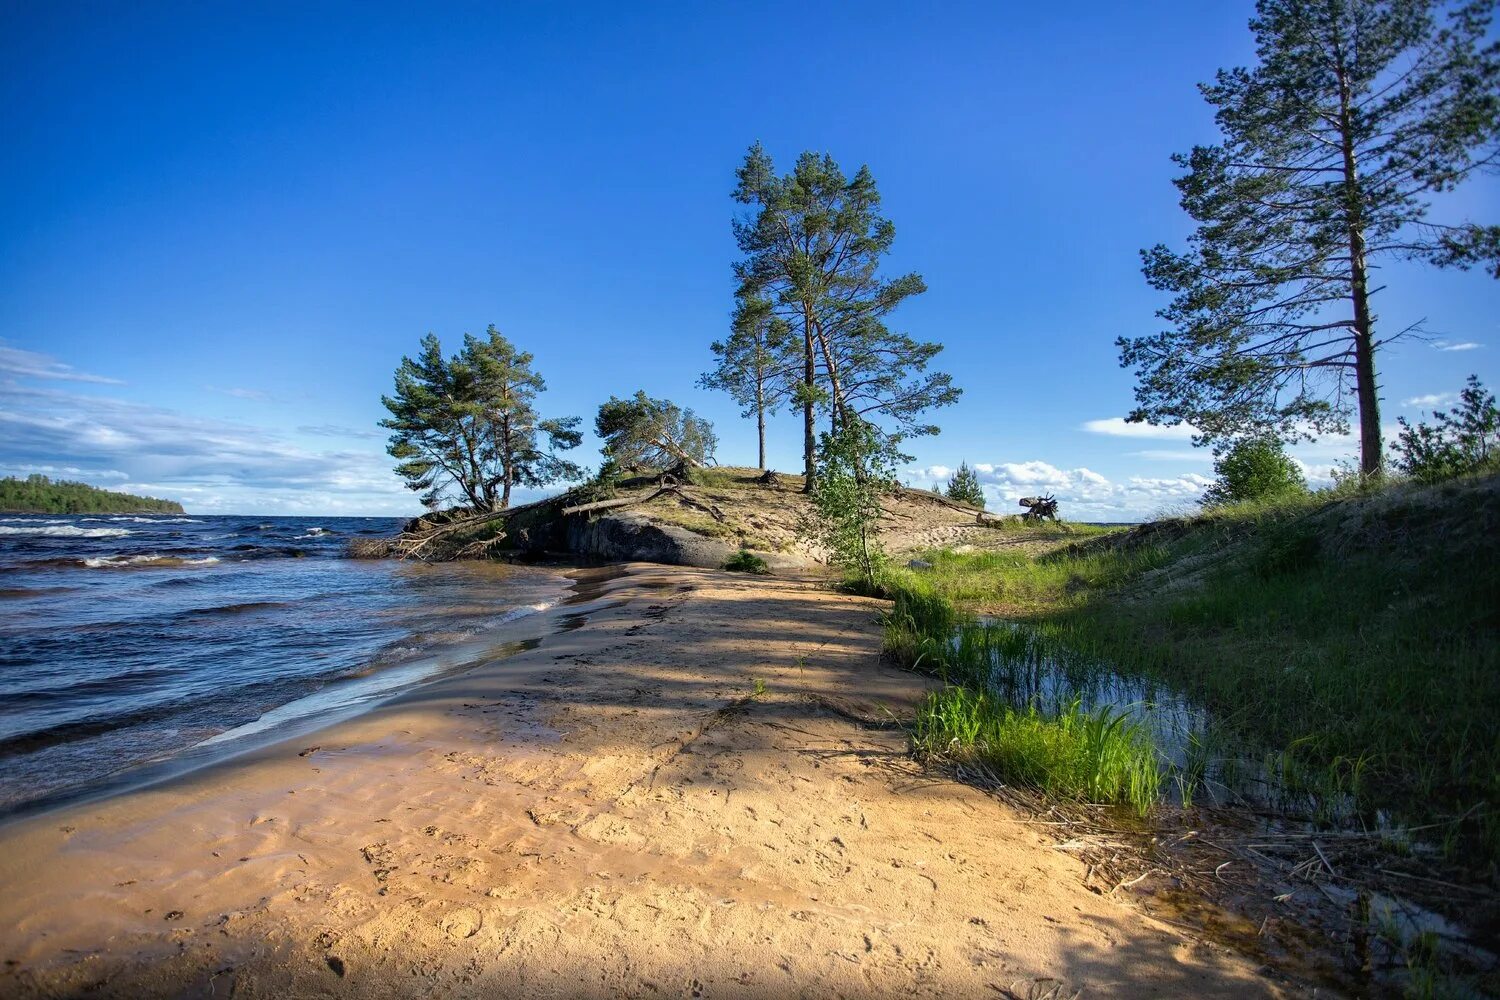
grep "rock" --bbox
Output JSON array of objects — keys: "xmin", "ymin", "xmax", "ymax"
[
  {"xmin": 564, "ymin": 514, "xmax": 737, "ymax": 569},
  {"xmin": 907, "ymin": 559, "xmax": 933, "ymax": 570}
]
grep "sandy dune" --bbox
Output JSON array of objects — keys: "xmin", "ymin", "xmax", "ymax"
[{"xmin": 0, "ymin": 566, "xmax": 1292, "ymax": 998}]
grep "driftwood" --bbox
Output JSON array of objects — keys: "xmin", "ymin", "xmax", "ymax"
[
  {"xmin": 559, "ymin": 482, "xmax": 727, "ymax": 525},
  {"xmin": 386, "ymin": 494, "xmax": 558, "ymax": 561},
  {"xmin": 560, "ymin": 486, "xmax": 680, "ymax": 517},
  {"xmin": 1019, "ymin": 494, "xmax": 1060, "ymax": 522}
]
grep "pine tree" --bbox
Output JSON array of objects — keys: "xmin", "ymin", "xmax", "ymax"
[
  {"xmin": 463, "ymin": 327, "xmax": 584, "ymax": 508},
  {"xmin": 945, "ymin": 462, "xmax": 986, "ymax": 508},
  {"xmin": 699, "ymin": 295, "xmax": 795, "ymax": 470},
  {"xmin": 731, "ymin": 144, "xmax": 959, "ymax": 489},
  {"xmin": 595, "ymin": 391, "xmax": 717, "ymax": 470},
  {"xmin": 380, "ymin": 328, "xmax": 581, "ymax": 510},
  {"xmin": 1120, "ymin": 0, "xmax": 1500, "ymax": 477}
]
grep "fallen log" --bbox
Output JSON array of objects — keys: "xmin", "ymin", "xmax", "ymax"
[{"xmin": 560, "ymin": 486, "xmax": 679, "ymax": 518}]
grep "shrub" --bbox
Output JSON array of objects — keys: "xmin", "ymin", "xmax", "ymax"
[
  {"xmin": 1201, "ymin": 437, "xmax": 1307, "ymax": 507},
  {"xmin": 724, "ymin": 549, "xmax": 769, "ymax": 574},
  {"xmin": 800, "ymin": 422, "xmax": 892, "ymax": 591},
  {"xmin": 1393, "ymin": 375, "xmax": 1500, "ymax": 484}
]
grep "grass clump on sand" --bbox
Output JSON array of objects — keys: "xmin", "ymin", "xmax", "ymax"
[
  {"xmin": 913, "ymin": 686, "xmax": 1162, "ymax": 815},
  {"xmin": 881, "ymin": 475, "xmax": 1500, "ymax": 862},
  {"xmin": 724, "ymin": 549, "xmax": 769, "ymax": 574}
]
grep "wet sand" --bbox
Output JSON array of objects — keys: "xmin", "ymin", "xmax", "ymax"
[{"xmin": 0, "ymin": 564, "xmax": 1293, "ymax": 998}]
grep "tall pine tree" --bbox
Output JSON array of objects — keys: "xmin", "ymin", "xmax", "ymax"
[
  {"xmin": 1120, "ymin": 0, "xmax": 1499, "ymax": 476},
  {"xmin": 731, "ymin": 144, "xmax": 958, "ymax": 488}
]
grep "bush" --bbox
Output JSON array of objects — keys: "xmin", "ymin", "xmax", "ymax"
[
  {"xmin": 724, "ymin": 549, "xmax": 769, "ymax": 574},
  {"xmin": 1393, "ymin": 375, "xmax": 1500, "ymax": 484},
  {"xmin": 800, "ymin": 422, "xmax": 892, "ymax": 590},
  {"xmin": 1201, "ymin": 438, "xmax": 1307, "ymax": 507}
]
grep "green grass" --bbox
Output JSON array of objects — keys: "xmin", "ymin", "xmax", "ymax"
[
  {"xmin": 913, "ymin": 686, "xmax": 1162, "ymax": 815},
  {"xmin": 880, "ymin": 476, "xmax": 1500, "ymax": 862}
]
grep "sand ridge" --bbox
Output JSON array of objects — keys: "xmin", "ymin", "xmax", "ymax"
[{"xmin": 0, "ymin": 565, "xmax": 1294, "ymax": 998}]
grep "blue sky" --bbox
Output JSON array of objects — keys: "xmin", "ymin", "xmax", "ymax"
[{"xmin": 2, "ymin": 2, "xmax": 1496, "ymax": 518}]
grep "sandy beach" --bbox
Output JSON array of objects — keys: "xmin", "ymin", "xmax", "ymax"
[{"xmin": 0, "ymin": 564, "xmax": 1291, "ymax": 998}]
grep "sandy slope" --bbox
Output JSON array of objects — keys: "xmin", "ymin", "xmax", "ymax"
[{"xmin": 0, "ymin": 566, "xmax": 1293, "ymax": 998}]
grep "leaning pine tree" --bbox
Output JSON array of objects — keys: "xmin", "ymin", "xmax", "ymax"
[{"xmin": 1120, "ymin": 0, "xmax": 1499, "ymax": 477}]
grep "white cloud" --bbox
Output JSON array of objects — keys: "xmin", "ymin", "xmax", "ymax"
[
  {"xmin": 1081, "ymin": 417, "xmax": 1200, "ymax": 439},
  {"xmin": 0, "ymin": 381, "xmax": 418, "ymax": 515},
  {"xmin": 1128, "ymin": 449, "xmax": 1211, "ymax": 461},
  {"xmin": 299, "ymin": 423, "xmax": 383, "ymax": 441},
  {"xmin": 1403, "ymin": 392, "xmax": 1455, "ymax": 408},
  {"xmin": 0, "ymin": 464, "xmax": 129, "ymax": 481},
  {"xmin": 1433, "ymin": 341, "xmax": 1482, "ymax": 352},
  {"xmin": 0, "ymin": 343, "xmax": 123, "ymax": 384},
  {"xmin": 207, "ymin": 385, "xmax": 271, "ymax": 401}
]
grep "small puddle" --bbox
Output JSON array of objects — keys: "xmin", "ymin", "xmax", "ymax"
[{"xmin": 964, "ymin": 617, "xmax": 1361, "ymax": 820}]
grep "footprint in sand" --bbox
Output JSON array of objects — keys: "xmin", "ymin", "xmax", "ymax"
[{"xmin": 440, "ymin": 907, "xmax": 482, "ymax": 939}]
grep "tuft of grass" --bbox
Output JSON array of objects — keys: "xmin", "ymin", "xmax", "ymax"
[
  {"xmin": 724, "ymin": 549, "xmax": 769, "ymax": 574},
  {"xmin": 913, "ymin": 687, "xmax": 1162, "ymax": 815}
]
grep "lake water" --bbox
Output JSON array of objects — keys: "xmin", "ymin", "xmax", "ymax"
[{"xmin": 0, "ymin": 512, "xmax": 571, "ymax": 814}]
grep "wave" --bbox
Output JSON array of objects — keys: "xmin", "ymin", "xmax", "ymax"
[
  {"xmin": 0, "ymin": 525, "xmax": 131, "ymax": 539},
  {"xmin": 0, "ymin": 585, "xmax": 80, "ymax": 599},
  {"xmin": 496, "ymin": 600, "xmax": 558, "ymax": 624},
  {"xmin": 181, "ymin": 600, "xmax": 290, "ymax": 618},
  {"xmin": 82, "ymin": 554, "xmax": 221, "ymax": 569},
  {"xmin": 80, "ymin": 516, "xmax": 202, "ymax": 524}
]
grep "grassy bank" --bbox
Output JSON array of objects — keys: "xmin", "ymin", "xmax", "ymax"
[{"xmin": 878, "ymin": 476, "xmax": 1500, "ymax": 864}]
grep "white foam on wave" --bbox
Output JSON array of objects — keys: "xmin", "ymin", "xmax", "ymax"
[
  {"xmin": 81, "ymin": 516, "xmax": 203, "ymax": 524},
  {"xmin": 83, "ymin": 554, "xmax": 221, "ymax": 568},
  {"xmin": 0, "ymin": 525, "xmax": 131, "ymax": 538},
  {"xmin": 496, "ymin": 600, "xmax": 557, "ymax": 624}
]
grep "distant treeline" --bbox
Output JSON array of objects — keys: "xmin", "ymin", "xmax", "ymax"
[{"xmin": 0, "ymin": 475, "xmax": 184, "ymax": 514}]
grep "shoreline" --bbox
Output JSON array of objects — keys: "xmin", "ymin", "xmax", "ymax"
[
  {"xmin": 0, "ymin": 563, "xmax": 603, "ymax": 829},
  {"xmin": 0, "ymin": 563, "xmax": 1290, "ymax": 998}
]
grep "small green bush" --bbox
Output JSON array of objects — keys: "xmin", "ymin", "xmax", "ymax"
[
  {"xmin": 724, "ymin": 549, "xmax": 769, "ymax": 574},
  {"xmin": 1202, "ymin": 438, "xmax": 1307, "ymax": 508}
]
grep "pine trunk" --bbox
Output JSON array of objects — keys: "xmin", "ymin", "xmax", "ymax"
[
  {"xmin": 756, "ymin": 385, "xmax": 766, "ymax": 471},
  {"xmin": 802, "ymin": 307, "xmax": 816, "ymax": 492},
  {"xmin": 1337, "ymin": 56, "xmax": 1383, "ymax": 478}
]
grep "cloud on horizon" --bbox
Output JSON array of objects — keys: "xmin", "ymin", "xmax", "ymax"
[
  {"xmin": 0, "ymin": 378, "xmax": 418, "ymax": 515},
  {"xmin": 912, "ymin": 459, "xmax": 1211, "ymax": 521}
]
